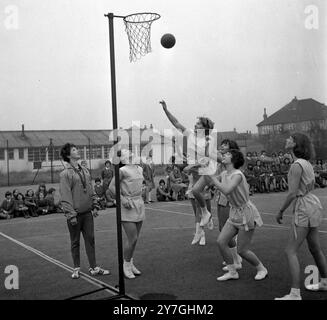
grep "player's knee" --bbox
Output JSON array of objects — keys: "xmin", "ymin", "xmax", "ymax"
[{"xmin": 217, "ymin": 237, "xmax": 227, "ymax": 248}]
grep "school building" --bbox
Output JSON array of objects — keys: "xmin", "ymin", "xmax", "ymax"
[
  {"xmin": 0, "ymin": 124, "xmax": 259, "ymax": 175},
  {"xmin": 0, "ymin": 125, "xmax": 175, "ymax": 174}
]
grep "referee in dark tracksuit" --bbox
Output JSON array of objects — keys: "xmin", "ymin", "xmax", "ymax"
[{"xmin": 60, "ymin": 143, "xmax": 110, "ymax": 279}]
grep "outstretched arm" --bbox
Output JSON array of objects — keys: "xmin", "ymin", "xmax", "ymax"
[{"xmin": 159, "ymin": 100, "xmax": 186, "ymax": 133}]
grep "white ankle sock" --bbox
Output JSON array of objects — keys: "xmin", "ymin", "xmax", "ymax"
[
  {"xmin": 256, "ymin": 262, "xmax": 266, "ymax": 271},
  {"xmin": 201, "ymin": 207, "xmax": 208, "ymax": 215},
  {"xmin": 290, "ymin": 288, "xmax": 301, "ymax": 297},
  {"xmin": 230, "ymin": 247, "xmax": 240, "ymax": 264},
  {"xmin": 227, "ymin": 264, "xmax": 237, "ymax": 273}
]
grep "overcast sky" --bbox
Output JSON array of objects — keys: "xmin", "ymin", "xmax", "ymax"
[{"xmin": 0, "ymin": 0, "xmax": 326, "ymax": 133}]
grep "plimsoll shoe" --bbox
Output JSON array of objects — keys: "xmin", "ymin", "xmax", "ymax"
[
  {"xmin": 222, "ymin": 262, "xmax": 242, "ymax": 272},
  {"xmin": 305, "ymin": 282, "xmax": 327, "ymax": 292},
  {"xmin": 191, "ymin": 231, "xmax": 204, "ymax": 245},
  {"xmin": 207, "ymin": 218, "xmax": 214, "ymax": 230},
  {"xmin": 123, "ymin": 261, "xmax": 135, "ymax": 279},
  {"xmin": 274, "ymin": 294, "xmax": 302, "ymax": 300},
  {"xmin": 217, "ymin": 271, "xmax": 239, "ymax": 281},
  {"xmin": 199, "ymin": 233, "xmax": 206, "ymax": 246},
  {"xmin": 254, "ymin": 267, "xmax": 268, "ymax": 281},
  {"xmin": 71, "ymin": 268, "xmax": 80, "ymax": 279},
  {"xmin": 131, "ymin": 258, "xmax": 141, "ymax": 276},
  {"xmin": 199, "ymin": 211, "xmax": 212, "ymax": 227},
  {"xmin": 89, "ymin": 266, "xmax": 110, "ymax": 276}
]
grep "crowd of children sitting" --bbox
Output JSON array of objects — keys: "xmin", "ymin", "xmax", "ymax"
[
  {"xmin": 2, "ymin": 151, "xmax": 326, "ymax": 220},
  {"xmin": 0, "ymin": 183, "xmax": 62, "ymax": 220},
  {"xmin": 155, "ymin": 150, "xmax": 327, "ymax": 201}
]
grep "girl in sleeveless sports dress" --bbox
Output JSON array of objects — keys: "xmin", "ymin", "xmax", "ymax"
[
  {"xmin": 275, "ymin": 133, "xmax": 327, "ymax": 300},
  {"xmin": 109, "ymin": 149, "xmax": 145, "ymax": 279},
  {"xmin": 206, "ymin": 149, "xmax": 268, "ymax": 281}
]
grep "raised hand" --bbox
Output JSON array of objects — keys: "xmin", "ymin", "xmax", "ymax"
[{"xmin": 159, "ymin": 100, "xmax": 167, "ymax": 110}]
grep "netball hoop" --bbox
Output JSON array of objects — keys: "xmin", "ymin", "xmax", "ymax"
[
  {"xmin": 123, "ymin": 13, "xmax": 161, "ymax": 62},
  {"xmin": 66, "ymin": 12, "xmax": 160, "ymax": 301}
]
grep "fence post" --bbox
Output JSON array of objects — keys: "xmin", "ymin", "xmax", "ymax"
[
  {"xmin": 50, "ymin": 138, "xmax": 54, "ymax": 184},
  {"xmin": 6, "ymin": 140, "xmax": 10, "ymax": 186},
  {"xmin": 88, "ymin": 137, "xmax": 92, "ymax": 178}
]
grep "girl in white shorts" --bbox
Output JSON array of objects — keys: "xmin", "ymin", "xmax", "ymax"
[
  {"xmin": 275, "ymin": 133, "xmax": 327, "ymax": 300},
  {"xmin": 206, "ymin": 149, "xmax": 268, "ymax": 281}
]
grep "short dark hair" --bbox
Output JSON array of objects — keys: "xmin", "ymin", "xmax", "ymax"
[
  {"xmin": 95, "ymin": 178, "xmax": 101, "ymax": 183},
  {"xmin": 283, "ymin": 157, "xmax": 290, "ymax": 164},
  {"xmin": 105, "ymin": 160, "xmax": 111, "ymax": 166},
  {"xmin": 60, "ymin": 143, "xmax": 76, "ymax": 163},
  {"xmin": 197, "ymin": 117, "xmax": 214, "ymax": 130},
  {"xmin": 25, "ymin": 189, "xmax": 34, "ymax": 196},
  {"xmin": 5, "ymin": 191, "xmax": 12, "ymax": 197},
  {"xmin": 17, "ymin": 193, "xmax": 24, "ymax": 200},
  {"xmin": 221, "ymin": 139, "xmax": 240, "ymax": 150},
  {"xmin": 159, "ymin": 179, "xmax": 166, "ymax": 185},
  {"xmin": 291, "ymin": 133, "xmax": 315, "ymax": 160},
  {"xmin": 48, "ymin": 187, "xmax": 56, "ymax": 193},
  {"xmin": 230, "ymin": 149, "xmax": 245, "ymax": 169}
]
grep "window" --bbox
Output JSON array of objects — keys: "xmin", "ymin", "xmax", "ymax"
[
  {"xmin": 104, "ymin": 146, "xmax": 110, "ymax": 159},
  {"xmin": 18, "ymin": 148, "xmax": 24, "ymax": 159},
  {"xmin": 77, "ymin": 146, "xmax": 85, "ymax": 160},
  {"xmin": 86, "ymin": 146, "xmax": 102, "ymax": 159},
  {"xmin": 86, "ymin": 146, "xmax": 92, "ymax": 159},
  {"xmin": 8, "ymin": 148, "xmax": 14, "ymax": 160},
  {"xmin": 0, "ymin": 149, "xmax": 4, "ymax": 160},
  {"xmin": 93, "ymin": 146, "xmax": 102, "ymax": 159},
  {"xmin": 28, "ymin": 147, "xmax": 46, "ymax": 162},
  {"xmin": 48, "ymin": 147, "xmax": 61, "ymax": 161}
]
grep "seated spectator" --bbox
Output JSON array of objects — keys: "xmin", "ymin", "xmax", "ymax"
[
  {"xmin": 0, "ymin": 191, "xmax": 15, "ymax": 219},
  {"xmin": 25, "ymin": 189, "xmax": 38, "ymax": 217},
  {"xmin": 36, "ymin": 183, "xmax": 47, "ymax": 199},
  {"xmin": 243, "ymin": 163, "xmax": 257, "ymax": 195},
  {"xmin": 156, "ymin": 179, "xmax": 173, "ymax": 201},
  {"xmin": 253, "ymin": 160, "xmax": 267, "ymax": 193},
  {"xmin": 12, "ymin": 189, "xmax": 19, "ymax": 201},
  {"xmin": 15, "ymin": 193, "xmax": 30, "ymax": 218},
  {"xmin": 105, "ymin": 188, "xmax": 117, "ymax": 208},
  {"xmin": 245, "ymin": 152, "xmax": 255, "ymax": 167},
  {"xmin": 45, "ymin": 188, "xmax": 61, "ymax": 213},
  {"xmin": 94, "ymin": 178, "xmax": 107, "ymax": 209},
  {"xmin": 280, "ymin": 157, "xmax": 291, "ymax": 190},
  {"xmin": 271, "ymin": 152, "xmax": 280, "ymax": 165},
  {"xmin": 169, "ymin": 165, "xmax": 188, "ymax": 200},
  {"xmin": 36, "ymin": 192, "xmax": 49, "ymax": 215}
]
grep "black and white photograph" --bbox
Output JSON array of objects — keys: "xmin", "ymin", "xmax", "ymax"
[{"xmin": 0, "ymin": 0, "xmax": 326, "ymax": 306}]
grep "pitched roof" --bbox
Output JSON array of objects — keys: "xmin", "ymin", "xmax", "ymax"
[
  {"xmin": 257, "ymin": 98, "xmax": 327, "ymax": 127},
  {"xmin": 0, "ymin": 128, "xmax": 171, "ymax": 149}
]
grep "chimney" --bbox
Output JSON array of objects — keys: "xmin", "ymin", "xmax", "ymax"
[
  {"xmin": 263, "ymin": 108, "xmax": 268, "ymax": 121},
  {"xmin": 21, "ymin": 124, "xmax": 25, "ymax": 137}
]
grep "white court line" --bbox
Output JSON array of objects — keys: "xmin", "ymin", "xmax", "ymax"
[
  {"xmin": 0, "ymin": 231, "xmax": 124, "ymax": 299},
  {"xmin": 168, "ymin": 202, "xmax": 327, "ymax": 221},
  {"xmin": 148, "ymin": 206, "xmax": 327, "ymax": 235}
]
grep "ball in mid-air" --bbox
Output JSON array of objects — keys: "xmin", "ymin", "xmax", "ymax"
[{"xmin": 160, "ymin": 33, "xmax": 176, "ymax": 49}]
